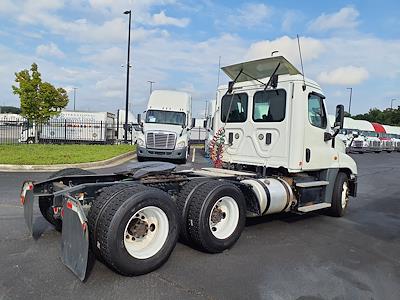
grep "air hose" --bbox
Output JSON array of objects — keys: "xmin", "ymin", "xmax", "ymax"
[{"xmin": 209, "ymin": 127, "xmax": 225, "ymax": 168}]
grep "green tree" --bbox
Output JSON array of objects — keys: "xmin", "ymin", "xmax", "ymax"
[
  {"xmin": 353, "ymin": 107, "xmax": 400, "ymax": 126},
  {"xmin": 12, "ymin": 63, "xmax": 69, "ymax": 142}
]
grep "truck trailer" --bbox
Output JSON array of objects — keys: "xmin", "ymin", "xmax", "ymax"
[
  {"xmin": 21, "ymin": 56, "xmax": 357, "ymax": 281},
  {"xmin": 20, "ymin": 111, "xmax": 116, "ymax": 144}
]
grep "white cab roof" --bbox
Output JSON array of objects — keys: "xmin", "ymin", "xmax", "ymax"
[
  {"xmin": 148, "ymin": 90, "xmax": 191, "ymax": 112},
  {"xmin": 352, "ymin": 119, "xmax": 375, "ymax": 131}
]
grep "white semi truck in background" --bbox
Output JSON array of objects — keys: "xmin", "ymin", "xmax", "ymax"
[
  {"xmin": 136, "ymin": 90, "xmax": 193, "ymax": 163},
  {"xmin": 116, "ymin": 109, "xmax": 140, "ymax": 144},
  {"xmin": 20, "ymin": 111, "xmax": 116, "ymax": 144}
]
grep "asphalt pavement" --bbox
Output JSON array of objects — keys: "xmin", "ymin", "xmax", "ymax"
[{"xmin": 0, "ymin": 150, "xmax": 399, "ymax": 300}]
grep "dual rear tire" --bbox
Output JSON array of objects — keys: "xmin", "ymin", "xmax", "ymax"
[
  {"xmin": 176, "ymin": 179, "xmax": 246, "ymax": 253},
  {"xmin": 87, "ymin": 184, "xmax": 179, "ymax": 276}
]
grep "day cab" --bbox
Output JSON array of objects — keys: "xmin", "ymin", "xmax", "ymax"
[{"xmin": 136, "ymin": 90, "xmax": 193, "ymax": 163}]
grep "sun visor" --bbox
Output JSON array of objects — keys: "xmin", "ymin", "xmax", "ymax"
[{"xmin": 222, "ymin": 56, "xmax": 301, "ymax": 83}]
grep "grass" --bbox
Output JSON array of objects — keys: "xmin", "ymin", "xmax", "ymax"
[{"xmin": 0, "ymin": 144, "xmax": 136, "ymax": 165}]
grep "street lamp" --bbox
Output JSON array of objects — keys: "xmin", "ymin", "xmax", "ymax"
[
  {"xmin": 391, "ymin": 99, "xmax": 399, "ymax": 110},
  {"xmin": 73, "ymin": 87, "xmax": 77, "ymax": 111},
  {"xmin": 147, "ymin": 80, "xmax": 155, "ymax": 96},
  {"xmin": 123, "ymin": 10, "xmax": 132, "ymax": 144},
  {"xmin": 347, "ymin": 87, "xmax": 353, "ymax": 115}
]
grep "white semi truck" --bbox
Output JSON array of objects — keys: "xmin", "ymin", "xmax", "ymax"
[
  {"xmin": 116, "ymin": 109, "xmax": 140, "ymax": 144},
  {"xmin": 21, "ymin": 56, "xmax": 357, "ymax": 281},
  {"xmin": 383, "ymin": 124, "xmax": 400, "ymax": 152},
  {"xmin": 136, "ymin": 90, "xmax": 193, "ymax": 163},
  {"xmin": 349, "ymin": 119, "xmax": 381, "ymax": 153},
  {"xmin": 204, "ymin": 99, "xmax": 217, "ymax": 157},
  {"xmin": 20, "ymin": 111, "xmax": 116, "ymax": 144}
]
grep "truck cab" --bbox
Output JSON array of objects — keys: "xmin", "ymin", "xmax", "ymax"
[
  {"xmin": 136, "ymin": 90, "xmax": 192, "ymax": 163},
  {"xmin": 214, "ymin": 56, "xmax": 357, "ymax": 175}
]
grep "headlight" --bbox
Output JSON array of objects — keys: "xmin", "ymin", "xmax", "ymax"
[
  {"xmin": 137, "ymin": 138, "xmax": 145, "ymax": 147},
  {"xmin": 176, "ymin": 141, "xmax": 186, "ymax": 149}
]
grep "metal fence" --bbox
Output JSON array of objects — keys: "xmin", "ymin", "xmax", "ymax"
[{"xmin": 0, "ymin": 118, "xmax": 135, "ymax": 145}]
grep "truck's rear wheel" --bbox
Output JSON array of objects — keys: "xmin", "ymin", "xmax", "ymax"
[
  {"xmin": 330, "ymin": 172, "xmax": 349, "ymax": 217},
  {"xmin": 39, "ymin": 168, "xmax": 94, "ymax": 231},
  {"xmin": 186, "ymin": 180, "xmax": 246, "ymax": 253},
  {"xmin": 92, "ymin": 184, "xmax": 178, "ymax": 275},
  {"xmin": 175, "ymin": 179, "xmax": 213, "ymax": 243}
]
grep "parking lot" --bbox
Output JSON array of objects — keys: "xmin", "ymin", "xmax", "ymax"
[{"xmin": 0, "ymin": 151, "xmax": 399, "ymax": 300}]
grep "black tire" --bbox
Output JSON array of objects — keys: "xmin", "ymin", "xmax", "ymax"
[
  {"xmin": 374, "ymin": 151, "xmax": 380, "ymax": 153},
  {"xmin": 178, "ymin": 158, "xmax": 187, "ymax": 164},
  {"xmin": 186, "ymin": 180, "xmax": 246, "ymax": 253},
  {"xmin": 92, "ymin": 184, "xmax": 179, "ymax": 276},
  {"xmin": 87, "ymin": 183, "xmax": 137, "ymax": 259},
  {"xmin": 137, "ymin": 155, "xmax": 145, "ymax": 162},
  {"xmin": 330, "ymin": 172, "xmax": 349, "ymax": 217},
  {"xmin": 39, "ymin": 168, "xmax": 94, "ymax": 231},
  {"xmin": 175, "ymin": 179, "xmax": 213, "ymax": 243}
]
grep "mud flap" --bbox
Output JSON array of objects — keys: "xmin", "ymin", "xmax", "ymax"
[
  {"xmin": 61, "ymin": 197, "xmax": 89, "ymax": 281},
  {"xmin": 23, "ymin": 189, "xmax": 35, "ymax": 235}
]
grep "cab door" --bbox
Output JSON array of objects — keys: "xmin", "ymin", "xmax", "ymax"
[{"xmin": 303, "ymin": 91, "xmax": 338, "ymax": 170}]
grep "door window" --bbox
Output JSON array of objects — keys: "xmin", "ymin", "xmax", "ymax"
[
  {"xmin": 220, "ymin": 93, "xmax": 248, "ymax": 123},
  {"xmin": 253, "ymin": 89, "xmax": 286, "ymax": 122},
  {"xmin": 308, "ymin": 94, "xmax": 327, "ymax": 129}
]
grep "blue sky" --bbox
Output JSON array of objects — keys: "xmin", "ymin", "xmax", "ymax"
[{"xmin": 0, "ymin": 0, "xmax": 399, "ymax": 117}]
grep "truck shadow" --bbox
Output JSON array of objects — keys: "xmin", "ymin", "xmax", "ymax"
[{"xmin": 245, "ymin": 211, "xmax": 323, "ymax": 227}]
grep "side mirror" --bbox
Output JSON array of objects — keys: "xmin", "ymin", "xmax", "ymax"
[
  {"xmin": 352, "ymin": 131, "xmax": 359, "ymax": 138},
  {"xmin": 137, "ymin": 113, "xmax": 141, "ymax": 125},
  {"xmin": 191, "ymin": 118, "xmax": 196, "ymax": 128},
  {"xmin": 203, "ymin": 120, "xmax": 207, "ymax": 128},
  {"xmin": 334, "ymin": 104, "xmax": 345, "ymax": 129}
]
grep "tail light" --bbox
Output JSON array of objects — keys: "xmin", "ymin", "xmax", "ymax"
[{"xmin": 20, "ymin": 182, "xmax": 33, "ymax": 205}]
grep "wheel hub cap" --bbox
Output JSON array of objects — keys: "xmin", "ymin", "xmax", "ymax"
[
  {"xmin": 211, "ymin": 206, "xmax": 225, "ymax": 224},
  {"xmin": 129, "ymin": 219, "xmax": 149, "ymax": 238}
]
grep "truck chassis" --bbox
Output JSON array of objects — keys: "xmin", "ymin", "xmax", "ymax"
[{"xmin": 21, "ymin": 162, "xmax": 356, "ymax": 281}]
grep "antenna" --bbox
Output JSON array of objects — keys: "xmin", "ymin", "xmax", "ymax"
[
  {"xmin": 296, "ymin": 34, "xmax": 306, "ymax": 91},
  {"xmin": 215, "ymin": 55, "xmax": 222, "ymax": 104},
  {"xmin": 216, "ymin": 56, "xmax": 221, "ymax": 89},
  {"xmin": 271, "ymin": 50, "xmax": 279, "ymax": 57}
]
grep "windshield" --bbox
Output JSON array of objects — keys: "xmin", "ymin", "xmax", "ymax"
[
  {"xmin": 360, "ymin": 130, "xmax": 378, "ymax": 137},
  {"xmin": 145, "ymin": 110, "xmax": 186, "ymax": 126}
]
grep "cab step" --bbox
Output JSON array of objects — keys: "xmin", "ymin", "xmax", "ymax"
[
  {"xmin": 297, "ymin": 202, "xmax": 331, "ymax": 213},
  {"xmin": 295, "ymin": 181, "xmax": 329, "ymax": 188}
]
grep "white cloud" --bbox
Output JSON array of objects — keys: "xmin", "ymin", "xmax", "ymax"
[
  {"xmin": 308, "ymin": 6, "xmax": 360, "ymax": 32},
  {"xmin": 36, "ymin": 42, "xmax": 65, "ymax": 58},
  {"xmin": 227, "ymin": 3, "xmax": 270, "ymax": 28},
  {"xmin": 317, "ymin": 66, "xmax": 369, "ymax": 85},
  {"xmin": 0, "ymin": 0, "xmax": 17, "ymax": 14},
  {"xmin": 245, "ymin": 36, "xmax": 325, "ymax": 65},
  {"xmin": 95, "ymin": 76, "xmax": 125, "ymax": 98},
  {"xmin": 281, "ymin": 11, "xmax": 297, "ymax": 32},
  {"xmin": 152, "ymin": 11, "xmax": 190, "ymax": 27}
]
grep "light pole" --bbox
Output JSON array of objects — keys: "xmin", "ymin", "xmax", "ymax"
[
  {"xmin": 347, "ymin": 87, "xmax": 353, "ymax": 114},
  {"xmin": 73, "ymin": 87, "xmax": 77, "ymax": 111},
  {"xmin": 123, "ymin": 10, "xmax": 132, "ymax": 144},
  {"xmin": 391, "ymin": 99, "xmax": 398, "ymax": 110},
  {"xmin": 147, "ymin": 80, "xmax": 155, "ymax": 96}
]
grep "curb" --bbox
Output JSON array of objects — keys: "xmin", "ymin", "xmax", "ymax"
[{"xmin": 0, "ymin": 152, "xmax": 137, "ymax": 172}]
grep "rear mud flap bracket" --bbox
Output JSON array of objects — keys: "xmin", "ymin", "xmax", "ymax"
[{"xmin": 61, "ymin": 196, "xmax": 89, "ymax": 281}]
